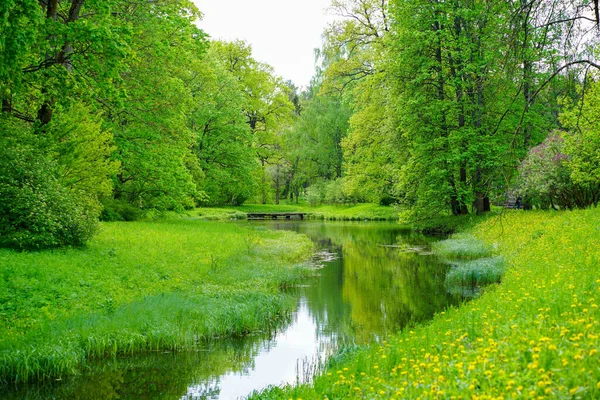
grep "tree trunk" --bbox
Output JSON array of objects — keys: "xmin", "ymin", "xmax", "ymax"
[
  {"xmin": 474, "ymin": 188, "xmax": 490, "ymax": 214},
  {"xmin": 458, "ymin": 166, "xmax": 468, "ymax": 214},
  {"xmin": 275, "ymin": 165, "xmax": 281, "ymax": 205},
  {"xmin": 37, "ymin": 0, "xmax": 85, "ymax": 126},
  {"xmin": 260, "ymin": 159, "xmax": 267, "ymax": 204},
  {"xmin": 2, "ymin": 99, "xmax": 11, "ymax": 114}
]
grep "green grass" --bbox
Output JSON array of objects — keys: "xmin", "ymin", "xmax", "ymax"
[
  {"xmin": 412, "ymin": 213, "xmax": 490, "ymax": 235},
  {"xmin": 433, "ymin": 236, "xmax": 494, "ymax": 260},
  {"xmin": 223, "ymin": 202, "xmax": 399, "ymax": 221},
  {"xmin": 195, "ymin": 207, "xmax": 247, "ymax": 221},
  {"xmin": 251, "ymin": 209, "xmax": 600, "ymax": 399},
  {"xmin": 0, "ymin": 219, "xmax": 313, "ymax": 383},
  {"xmin": 445, "ymin": 257, "xmax": 506, "ymax": 288}
]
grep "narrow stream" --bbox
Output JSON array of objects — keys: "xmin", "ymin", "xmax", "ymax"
[{"xmin": 3, "ymin": 221, "xmax": 464, "ymax": 399}]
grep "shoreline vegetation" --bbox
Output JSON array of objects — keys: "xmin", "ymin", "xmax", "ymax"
[
  {"xmin": 251, "ymin": 208, "xmax": 600, "ymax": 399},
  {"xmin": 195, "ymin": 203, "xmax": 400, "ymax": 222},
  {"xmin": 0, "ymin": 219, "xmax": 313, "ymax": 384}
]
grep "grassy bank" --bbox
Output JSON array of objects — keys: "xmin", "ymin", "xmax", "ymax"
[
  {"xmin": 196, "ymin": 203, "xmax": 399, "ymax": 221},
  {"xmin": 0, "ymin": 220, "xmax": 313, "ymax": 383},
  {"xmin": 254, "ymin": 209, "xmax": 600, "ymax": 399}
]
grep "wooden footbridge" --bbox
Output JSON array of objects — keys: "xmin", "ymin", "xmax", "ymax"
[{"xmin": 247, "ymin": 212, "xmax": 306, "ymax": 220}]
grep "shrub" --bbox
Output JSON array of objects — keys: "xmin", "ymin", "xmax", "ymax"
[
  {"xmin": 517, "ymin": 133, "xmax": 599, "ymax": 209},
  {"xmin": 100, "ymin": 199, "xmax": 144, "ymax": 222},
  {"xmin": 324, "ymin": 178, "xmax": 346, "ymax": 204},
  {"xmin": 379, "ymin": 195, "xmax": 397, "ymax": 206},
  {"xmin": 0, "ymin": 127, "xmax": 97, "ymax": 249},
  {"xmin": 306, "ymin": 181, "xmax": 327, "ymax": 206}
]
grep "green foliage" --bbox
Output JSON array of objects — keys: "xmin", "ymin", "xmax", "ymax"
[
  {"xmin": 306, "ymin": 180, "xmax": 327, "ymax": 206},
  {"xmin": 190, "ymin": 44, "xmax": 258, "ymax": 205},
  {"xmin": 198, "ymin": 41, "xmax": 295, "ymax": 205},
  {"xmin": 517, "ymin": 133, "xmax": 598, "ymax": 209},
  {"xmin": 0, "ymin": 120, "xmax": 97, "ymax": 249},
  {"xmin": 323, "ymin": 179, "xmax": 347, "ymax": 205},
  {"xmin": 48, "ymin": 102, "xmax": 118, "ymax": 209},
  {"xmin": 288, "ymin": 88, "xmax": 351, "ymax": 183},
  {"xmin": 99, "ymin": 199, "xmax": 143, "ymax": 222},
  {"xmin": 412, "ymin": 213, "xmax": 488, "ymax": 235},
  {"xmin": 560, "ymin": 78, "xmax": 600, "ymax": 193},
  {"xmin": 109, "ymin": 2, "xmax": 207, "ymax": 211},
  {"xmin": 196, "ymin": 208, "xmax": 247, "ymax": 221}
]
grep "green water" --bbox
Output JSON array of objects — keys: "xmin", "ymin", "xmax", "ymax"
[{"xmin": 2, "ymin": 221, "xmax": 464, "ymax": 399}]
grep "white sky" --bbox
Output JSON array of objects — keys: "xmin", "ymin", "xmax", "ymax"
[{"xmin": 192, "ymin": 0, "xmax": 335, "ymax": 88}]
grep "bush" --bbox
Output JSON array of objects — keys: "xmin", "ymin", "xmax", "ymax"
[
  {"xmin": 379, "ymin": 195, "xmax": 397, "ymax": 206},
  {"xmin": 517, "ymin": 133, "xmax": 599, "ymax": 209},
  {"xmin": 0, "ymin": 128, "xmax": 97, "ymax": 250},
  {"xmin": 324, "ymin": 179, "xmax": 346, "ymax": 204},
  {"xmin": 100, "ymin": 199, "xmax": 144, "ymax": 222},
  {"xmin": 306, "ymin": 181, "xmax": 327, "ymax": 206}
]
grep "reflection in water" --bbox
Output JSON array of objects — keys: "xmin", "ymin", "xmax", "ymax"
[
  {"xmin": 2, "ymin": 221, "xmax": 465, "ymax": 399},
  {"xmin": 277, "ymin": 222, "xmax": 463, "ymax": 345},
  {"xmin": 188, "ymin": 301, "xmax": 335, "ymax": 400}
]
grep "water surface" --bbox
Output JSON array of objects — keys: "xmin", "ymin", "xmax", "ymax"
[{"xmin": 2, "ymin": 221, "xmax": 464, "ymax": 399}]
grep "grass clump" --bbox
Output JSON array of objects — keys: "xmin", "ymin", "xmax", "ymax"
[
  {"xmin": 445, "ymin": 256, "xmax": 506, "ymax": 288},
  {"xmin": 251, "ymin": 209, "xmax": 600, "ymax": 399},
  {"xmin": 433, "ymin": 236, "xmax": 493, "ymax": 260},
  {"xmin": 0, "ymin": 219, "xmax": 313, "ymax": 383}
]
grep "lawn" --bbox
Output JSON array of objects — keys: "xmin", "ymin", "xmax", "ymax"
[{"xmin": 0, "ymin": 219, "xmax": 313, "ymax": 383}]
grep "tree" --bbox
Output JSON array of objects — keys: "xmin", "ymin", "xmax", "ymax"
[
  {"xmin": 209, "ymin": 41, "xmax": 295, "ymax": 204},
  {"xmin": 0, "ymin": 0, "xmax": 211, "ymax": 246},
  {"xmin": 107, "ymin": 1, "xmax": 208, "ymax": 210},
  {"xmin": 189, "ymin": 46, "xmax": 257, "ymax": 205},
  {"xmin": 517, "ymin": 133, "xmax": 599, "ymax": 209},
  {"xmin": 560, "ymin": 75, "xmax": 600, "ymax": 192}
]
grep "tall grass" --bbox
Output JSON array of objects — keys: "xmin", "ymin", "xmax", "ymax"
[
  {"xmin": 251, "ymin": 209, "xmax": 600, "ymax": 399},
  {"xmin": 432, "ymin": 236, "xmax": 493, "ymax": 260},
  {"xmin": 0, "ymin": 220, "xmax": 313, "ymax": 383},
  {"xmin": 445, "ymin": 256, "xmax": 506, "ymax": 288}
]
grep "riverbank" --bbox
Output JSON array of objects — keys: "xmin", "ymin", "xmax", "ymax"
[
  {"xmin": 196, "ymin": 203, "xmax": 399, "ymax": 221},
  {"xmin": 254, "ymin": 209, "xmax": 600, "ymax": 398},
  {"xmin": 0, "ymin": 220, "xmax": 313, "ymax": 383}
]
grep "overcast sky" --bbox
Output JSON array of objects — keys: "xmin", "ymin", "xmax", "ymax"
[{"xmin": 192, "ymin": 0, "xmax": 335, "ymax": 88}]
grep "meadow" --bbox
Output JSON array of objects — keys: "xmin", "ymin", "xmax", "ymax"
[
  {"xmin": 0, "ymin": 219, "xmax": 313, "ymax": 383},
  {"xmin": 253, "ymin": 208, "xmax": 600, "ymax": 399},
  {"xmin": 195, "ymin": 202, "xmax": 399, "ymax": 221}
]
